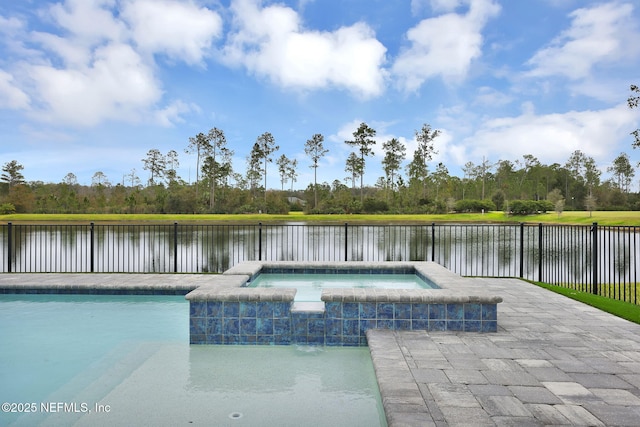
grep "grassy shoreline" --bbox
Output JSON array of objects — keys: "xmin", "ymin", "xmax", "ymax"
[{"xmin": 1, "ymin": 211, "xmax": 640, "ymax": 225}]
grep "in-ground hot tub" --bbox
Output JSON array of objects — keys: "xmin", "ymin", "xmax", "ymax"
[
  {"xmin": 247, "ymin": 269, "xmax": 440, "ymax": 302},
  {"xmin": 185, "ymin": 261, "xmax": 503, "ymax": 346}
]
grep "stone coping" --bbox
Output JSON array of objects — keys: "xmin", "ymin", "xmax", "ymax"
[
  {"xmin": 187, "ymin": 261, "xmax": 503, "ymax": 305},
  {"xmin": 321, "ymin": 288, "xmax": 502, "ymax": 304},
  {"xmin": 0, "ymin": 273, "xmax": 209, "ymax": 295}
]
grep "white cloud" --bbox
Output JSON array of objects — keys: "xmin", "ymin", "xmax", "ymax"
[
  {"xmin": 392, "ymin": 0, "xmax": 500, "ymax": 91},
  {"xmin": 27, "ymin": 43, "xmax": 162, "ymax": 126},
  {"xmin": 0, "ymin": 70, "xmax": 29, "ymax": 109},
  {"xmin": 473, "ymin": 86, "xmax": 513, "ymax": 107},
  {"xmin": 222, "ymin": 0, "xmax": 387, "ymax": 98},
  {"xmin": 450, "ymin": 104, "xmax": 637, "ymax": 167},
  {"xmin": 526, "ymin": 2, "xmax": 637, "ymax": 80},
  {"xmin": 155, "ymin": 100, "xmax": 200, "ymax": 127},
  {"xmin": 47, "ymin": 0, "xmax": 126, "ymax": 43},
  {"xmin": 0, "ymin": 0, "xmax": 224, "ymax": 127},
  {"xmin": 122, "ymin": 0, "xmax": 223, "ymax": 65}
]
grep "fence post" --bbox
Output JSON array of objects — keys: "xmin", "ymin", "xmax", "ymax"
[
  {"xmin": 592, "ymin": 222, "xmax": 598, "ymax": 295},
  {"xmin": 344, "ymin": 223, "xmax": 348, "ymax": 261},
  {"xmin": 431, "ymin": 222, "xmax": 436, "ymax": 262},
  {"xmin": 519, "ymin": 222, "xmax": 524, "ymax": 278},
  {"xmin": 90, "ymin": 222, "xmax": 95, "ymax": 273},
  {"xmin": 173, "ymin": 222, "xmax": 178, "ymax": 273},
  {"xmin": 7, "ymin": 222, "xmax": 12, "ymax": 273},
  {"xmin": 258, "ymin": 222, "xmax": 262, "ymax": 261},
  {"xmin": 538, "ymin": 223, "xmax": 543, "ymax": 282}
]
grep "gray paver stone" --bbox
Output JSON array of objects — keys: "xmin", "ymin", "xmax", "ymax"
[{"xmin": 476, "ymin": 395, "xmax": 532, "ymax": 417}]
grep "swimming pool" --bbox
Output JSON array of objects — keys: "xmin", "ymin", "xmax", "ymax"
[
  {"xmin": 0, "ymin": 295, "xmax": 385, "ymax": 426},
  {"xmin": 247, "ymin": 272, "xmax": 437, "ymax": 301}
]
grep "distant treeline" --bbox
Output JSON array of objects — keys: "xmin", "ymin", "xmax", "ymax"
[
  {"xmin": 1, "ymin": 149, "xmax": 639, "ymax": 215},
  {"xmin": 3, "ymin": 84, "xmax": 640, "ymax": 215}
]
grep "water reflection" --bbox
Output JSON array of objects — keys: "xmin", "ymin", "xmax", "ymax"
[{"xmin": 1, "ymin": 224, "xmax": 638, "ymax": 286}]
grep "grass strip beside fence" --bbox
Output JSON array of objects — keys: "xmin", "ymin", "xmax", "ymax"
[{"xmin": 535, "ymin": 282, "xmax": 640, "ymax": 324}]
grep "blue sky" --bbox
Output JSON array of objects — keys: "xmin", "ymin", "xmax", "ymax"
[{"xmin": 0, "ymin": 0, "xmax": 639, "ymax": 190}]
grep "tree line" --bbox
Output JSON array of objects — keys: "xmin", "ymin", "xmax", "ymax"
[{"xmin": 1, "ymin": 86, "xmax": 639, "ymax": 216}]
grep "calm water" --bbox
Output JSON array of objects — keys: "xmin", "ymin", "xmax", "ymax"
[
  {"xmin": 1, "ymin": 224, "xmax": 638, "ymax": 287},
  {"xmin": 0, "ymin": 295, "xmax": 385, "ymax": 427},
  {"xmin": 249, "ymin": 273, "xmax": 436, "ymax": 301}
]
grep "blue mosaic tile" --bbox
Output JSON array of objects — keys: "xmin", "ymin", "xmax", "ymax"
[
  {"xmin": 257, "ymin": 302, "xmax": 274, "ymax": 317},
  {"xmin": 308, "ymin": 319, "xmax": 325, "ymax": 336},
  {"xmin": 240, "ymin": 318, "xmax": 257, "ymax": 335},
  {"xmin": 343, "ymin": 336, "xmax": 361, "ymax": 346},
  {"xmin": 430, "ymin": 320, "xmax": 447, "ymax": 331},
  {"xmin": 190, "ymin": 318, "xmax": 206, "ymax": 335},
  {"xmin": 308, "ymin": 336, "xmax": 325, "ymax": 345},
  {"xmin": 274, "ymin": 318, "xmax": 290, "ymax": 335},
  {"xmin": 377, "ymin": 319, "xmax": 393, "ymax": 329},
  {"xmin": 305, "ymin": 311, "xmax": 325, "ymax": 319},
  {"xmin": 447, "ymin": 304, "xmax": 464, "ymax": 320},
  {"xmin": 447, "ymin": 320, "xmax": 463, "ymax": 331},
  {"xmin": 360, "ymin": 319, "xmax": 377, "ymax": 334},
  {"xmin": 394, "ymin": 303, "xmax": 411, "ymax": 319},
  {"xmin": 206, "ymin": 335, "xmax": 222, "ymax": 345},
  {"xmin": 240, "ymin": 302, "xmax": 257, "ymax": 318},
  {"xmin": 223, "ymin": 318, "xmax": 239, "ymax": 335},
  {"xmin": 482, "ymin": 304, "xmax": 497, "ymax": 321},
  {"xmin": 343, "ymin": 303, "xmax": 359, "ymax": 319},
  {"xmin": 190, "ymin": 335, "xmax": 206, "ymax": 344},
  {"xmin": 224, "ymin": 335, "xmax": 240, "ymax": 344},
  {"xmin": 274, "ymin": 334, "xmax": 291, "ymax": 345},
  {"xmin": 359, "ymin": 303, "xmax": 377, "ymax": 319},
  {"xmin": 326, "ymin": 336, "xmax": 342, "ymax": 346},
  {"xmin": 377, "ymin": 303, "xmax": 394, "ymax": 319},
  {"xmin": 207, "ymin": 301, "xmax": 223, "ymax": 317},
  {"xmin": 190, "ymin": 302, "xmax": 206, "ymax": 317},
  {"xmin": 223, "ymin": 302, "xmax": 239, "ymax": 317},
  {"xmin": 257, "ymin": 318, "xmax": 274, "ymax": 335},
  {"xmin": 207, "ymin": 318, "xmax": 222, "ymax": 335},
  {"xmin": 394, "ymin": 319, "xmax": 411, "ymax": 330},
  {"xmin": 273, "ymin": 302, "xmax": 290, "ymax": 317},
  {"xmin": 464, "ymin": 320, "xmax": 481, "ymax": 332},
  {"xmin": 428, "ymin": 304, "xmax": 445, "ymax": 319},
  {"xmin": 412, "ymin": 319, "xmax": 429, "ymax": 330},
  {"xmin": 343, "ymin": 319, "xmax": 359, "ymax": 336},
  {"xmin": 292, "ymin": 318, "xmax": 307, "ymax": 336},
  {"xmin": 325, "ymin": 302, "xmax": 341, "ymax": 318},
  {"xmin": 481, "ymin": 321, "xmax": 497, "ymax": 332},
  {"xmin": 292, "ymin": 335, "xmax": 308, "ymax": 345},
  {"xmin": 240, "ymin": 335, "xmax": 257, "ymax": 344},
  {"xmin": 413, "ymin": 304, "xmax": 429, "ymax": 319},
  {"xmin": 464, "ymin": 304, "xmax": 481, "ymax": 320},
  {"xmin": 325, "ymin": 319, "xmax": 341, "ymax": 336},
  {"xmin": 257, "ymin": 335, "xmax": 274, "ymax": 345}
]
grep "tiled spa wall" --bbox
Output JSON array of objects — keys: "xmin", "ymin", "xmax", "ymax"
[{"xmin": 188, "ymin": 297, "xmax": 498, "ymax": 346}]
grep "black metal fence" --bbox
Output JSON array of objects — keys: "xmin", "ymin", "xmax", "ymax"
[{"xmin": 0, "ymin": 222, "xmax": 637, "ymax": 304}]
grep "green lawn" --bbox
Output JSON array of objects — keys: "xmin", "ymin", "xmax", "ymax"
[
  {"xmin": 2, "ymin": 211, "xmax": 640, "ymax": 225},
  {"xmin": 534, "ymin": 282, "xmax": 640, "ymax": 324}
]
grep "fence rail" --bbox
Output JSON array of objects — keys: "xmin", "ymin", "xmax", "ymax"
[{"xmin": 0, "ymin": 222, "xmax": 637, "ymax": 304}]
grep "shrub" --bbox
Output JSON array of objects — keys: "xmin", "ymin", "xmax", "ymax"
[
  {"xmin": 363, "ymin": 197, "xmax": 389, "ymax": 213},
  {"xmin": 509, "ymin": 200, "xmax": 554, "ymax": 215},
  {"xmin": 0, "ymin": 203, "xmax": 16, "ymax": 214},
  {"xmin": 454, "ymin": 199, "xmax": 496, "ymax": 213}
]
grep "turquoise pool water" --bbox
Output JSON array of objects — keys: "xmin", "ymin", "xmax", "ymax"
[
  {"xmin": 0, "ymin": 295, "xmax": 385, "ymax": 426},
  {"xmin": 249, "ymin": 273, "xmax": 435, "ymax": 301}
]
